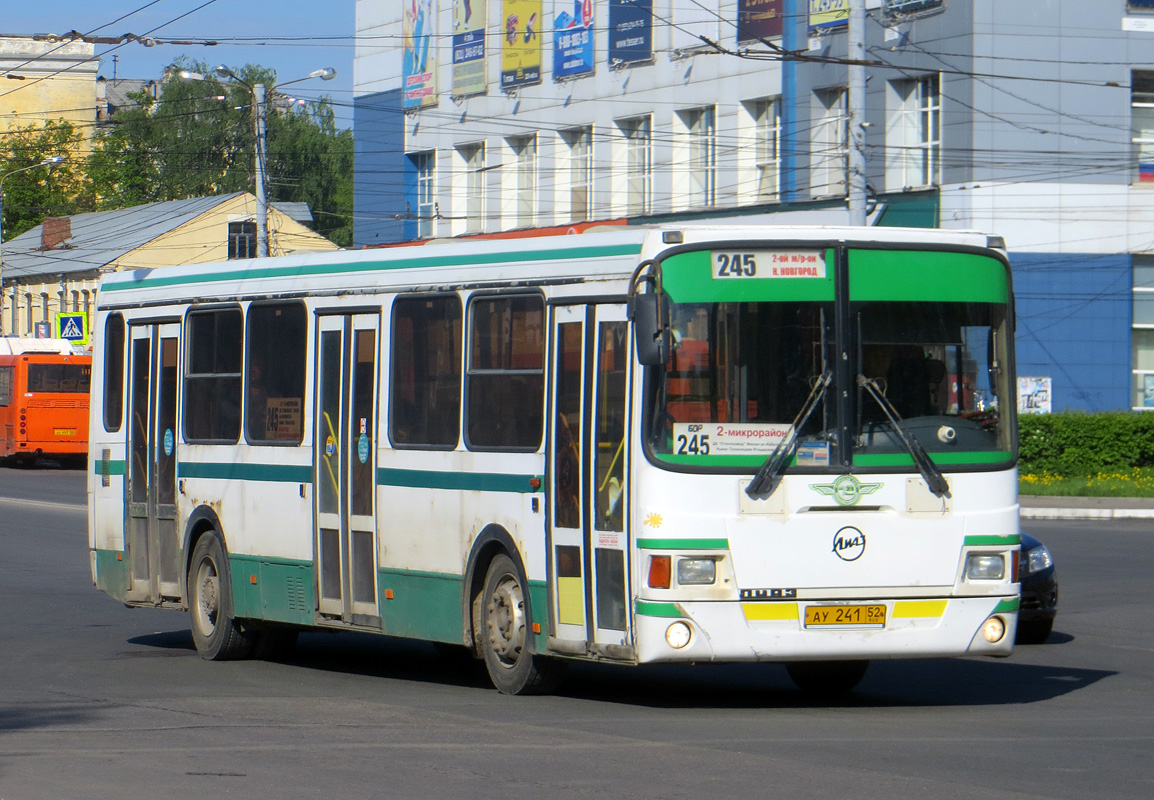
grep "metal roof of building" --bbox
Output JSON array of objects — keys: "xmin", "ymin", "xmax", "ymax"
[{"xmin": 0, "ymin": 194, "xmax": 305, "ymax": 279}]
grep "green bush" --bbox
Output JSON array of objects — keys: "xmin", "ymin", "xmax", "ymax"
[{"xmin": 1018, "ymin": 412, "xmax": 1154, "ymax": 476}]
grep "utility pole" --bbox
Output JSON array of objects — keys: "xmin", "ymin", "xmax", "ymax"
[
  {"xmin": 254, "ymin": 83, "xmax": 269, "ymax": 257},
  {"xmin": 848, "ymin": 0, "xmax": 867, "ymax": 225}
]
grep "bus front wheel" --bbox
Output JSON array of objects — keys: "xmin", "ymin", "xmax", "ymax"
[
  {"xmin": 188, "ymin": 532, "xmax": 254, "ymax": 661},
  {"xmin": 479, "ymin": 554, "xmax": 564, "ymax": 695}
]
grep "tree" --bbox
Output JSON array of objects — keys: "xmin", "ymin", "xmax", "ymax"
[
  {"xmin": 0, "ymin": 121, "xmax": 90, "ymax": 241},
  {"xmin": 88, "ymin": 59, "xmax": 353, "ymax": 246}
]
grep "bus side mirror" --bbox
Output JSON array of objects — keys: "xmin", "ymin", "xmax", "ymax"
[{"xmin": 631, "ymin": 293, "xmax": 666, "ymax": 366}]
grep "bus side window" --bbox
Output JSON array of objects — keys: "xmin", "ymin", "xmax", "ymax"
[
  {"xmin": 245, "ymin": 302, "xmax": 307, "ymax": 445},
  {"xmin": 104, "ymin": 313, "xmax": 126, "ymax": 432},
  {"xmin": 0, "ymin": 365, "xmax": 12, "ymax": 406},
  {"xmin": 466, "ymin": 294, "xmax": 545, "ymax": 451},
  {"xmin": 390, "ymin": 294, "xmax": 462, "ymax": 448}
]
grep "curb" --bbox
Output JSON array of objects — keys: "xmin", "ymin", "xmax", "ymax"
[{"xmin": 1020, "ymin": 507, "xmax": 1154, "ymax": 520}]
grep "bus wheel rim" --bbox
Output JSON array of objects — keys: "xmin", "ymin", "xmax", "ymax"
[
  {"xmin": 486, "ymin": 574, "xmax": 525, "ymax": 666},
  {"xmin": 194, "ymin": 559, "xmax": 220, "ymax": 635}
]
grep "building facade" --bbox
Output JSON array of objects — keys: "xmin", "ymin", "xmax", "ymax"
[
  {"xmin": 353, "ymin": 0, "xmax": 1154, "ymax": 411},
  {"xmin": 1, "ymin": 35, "xmax": 99, "ymax": 144}
]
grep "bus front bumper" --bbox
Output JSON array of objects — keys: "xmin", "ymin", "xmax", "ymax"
[{"xmin": 632, "ymin": 595, "xmax": 1018, "ymax": 663}]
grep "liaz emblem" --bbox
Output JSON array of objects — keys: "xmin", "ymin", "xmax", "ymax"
[
  {"xmin": 832, "ymin": 526, "xmax": 866, "ymax": 561},
  {"xmin": 810, "ymin": 474, "xmax": 882, "ymax": 507}
]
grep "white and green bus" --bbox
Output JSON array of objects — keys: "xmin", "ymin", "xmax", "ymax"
[{"xmin": 87, "ymin": 225, "xmax": 1021, "ymax": 695}]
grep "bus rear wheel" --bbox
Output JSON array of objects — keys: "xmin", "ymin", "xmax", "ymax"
[
  {"xmin": 480, "ymin": 554, "xmax": 564, "ymax": 695},
  {"xmin": 188, "ymin": 532, "xmax": 254, "ymax": 660},
  {"xmin": 786, "ymin": 660, "xmax": 869, "ymax": 697}
]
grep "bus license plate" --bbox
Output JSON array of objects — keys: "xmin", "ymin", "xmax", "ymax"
[
  {"xmin": 805, "ymin": 604, "xmax": 886, "ymax": 627},
  {"xmin": 54, "ymin": 428, "xmax": 77, "ymax": 436}
]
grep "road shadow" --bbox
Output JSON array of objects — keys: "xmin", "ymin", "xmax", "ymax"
[{"xmin": 126, "ymin": 626, "xmax": 1111, "ymax": 708}]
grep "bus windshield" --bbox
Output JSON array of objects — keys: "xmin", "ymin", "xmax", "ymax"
[{"xmin": 646, "ymin": 246, "xmax": 1014, "ymax": 470}]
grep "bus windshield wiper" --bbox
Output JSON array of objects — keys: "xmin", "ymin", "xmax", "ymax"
[
  {"xmin": 745, "ymin": 370, "xmax": 832, "ymax": 499},
  {"xmin": 857, "ymin": 375, "xmax": 950, "ymax": 498}
]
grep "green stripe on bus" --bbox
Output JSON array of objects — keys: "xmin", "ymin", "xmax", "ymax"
[
  {"xmin": 229, "ymin": 554, "xmax": 315, "ymax": 625},
  {"xmin": 93, "ymin": 549, "xmax": 129, "ymax": 600},
  {"xmin": 853, "ymin": 451, "xmax": 1013, "ymax": 466},
  {"xmin": 100, "ymin": 243, "xmax": 644, "ymax": 293},
  {"xmin": 994, "ymin": 597, "xmax": 1020, "ymax": 613},
  {"xmin": 377, "ymin": 467, "xmax": 542, "ymax": 493},
  {"xmin": 636, "ymin": 538, "xmax": 729, "ymax": 550},
  {"xmin": 635, "ymin": 600, "xmax": 684, "ymax": 618},
  {"xmin": 848, "ymin": 249, "xmax": 1009, "ymax": 303},
  {"xmin": 378, "ymin": 568, "xmax": 464, "ymax": 643},
  {"xmin": 964, "ymin": 534, "xmax": 1021, "ymax": 546},
  {"xmin": 178, "ymin": 462, "xmax": 313, "ymax": 482},
  {"xmin": 660, "ymin": 249, "xmax": 837, "ymax": 304},
  {"xmin": 93, "ymin": 459, "xmax": 126, "ymax": 476}
]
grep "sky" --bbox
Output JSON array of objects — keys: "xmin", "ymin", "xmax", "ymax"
[{"xmin": 4, "ymin": 0, "xmax": 356, "ymax": 125}]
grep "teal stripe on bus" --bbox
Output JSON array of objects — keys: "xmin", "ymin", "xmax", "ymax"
[
  {"xmin": 377, "ymin": 467, "xmax": 542, "ymax": 493},
  {"xmin": 93, "ymin": 459, "xmax": 126, "ymax": 476},
  {"xmin": 964, "ymin": 534, "xmax": 1021, "ymax": 547},
  {"xmin": 636, "ymin": 538, "xmax": 730, "ymax": 550},
  {"xmin": 635, "ymin": 600, "xmax": 684, "ymax": 618},
  {"xmin": 993, "ymin": 597, "xmax": 1020, "ymax": 613},
  {"xmin": 100, "ymin": 243, "xmax": 644, "ymax": 293},
  {"xmin": 178, "ymin": 461, "xmax": 313, "ymax": 482}
]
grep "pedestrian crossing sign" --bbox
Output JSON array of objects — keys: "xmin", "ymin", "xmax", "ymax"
[{"xmin": 55, "ymin": 312, "xmax": 88, "ymax": 344}]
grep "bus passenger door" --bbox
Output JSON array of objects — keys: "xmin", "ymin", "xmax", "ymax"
[
  {"xmin": 547, "ymin": 304, "xmax": 633, "ymax": 657},
  {"xmin": 313, "ymin": 312, "xmax": 381, "ymax": 625},
  {"xmin": 125, "ymin": 322, "xmax": 181, "ymax": 604}
]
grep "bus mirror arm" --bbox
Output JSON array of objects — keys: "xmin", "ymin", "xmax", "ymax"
[
  {"xmin": 628, "ymin": 259, "xmax": 667, "ymax": 367},
  {"xmin": 745, "ymin": 371, "xmax": 833, "ymax": 499},
  {"xmin": 858, "ymin": 375, "xmax": 951, "ymax": 498}
]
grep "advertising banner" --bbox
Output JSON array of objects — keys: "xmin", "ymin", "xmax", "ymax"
[
  {"xmin": 501, "ymin": 0, "xmax": 543, "ymax": 88},
  {"xmin": 1018, "ymin": 377, "xmax": 1052, "ymax": 415},
  {"xmin": 403, "ymin": 0, "xmax": 438, "ymax": 108},
  {"xmin": 553, "ymin": 0, "xmax": 595, "ymax": 79},
  {"xmin": 608, "ymin": 0, "xmax": 652, "ymax": 65},
  {"xmin": 810, "ymin": 0, "xmax": 848, "ymax": 30},
  {"xmin": 452, "ymin": 0, "xmax": 487, "ymax": 96},
  {"xmin": 737, "ymin": 0, "xmax": 783, "ymax": 43}
]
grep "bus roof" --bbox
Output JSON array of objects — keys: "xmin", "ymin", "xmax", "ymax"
[
  {"xmin": 95, "ymin": 225, "xmax": 1003, "ymax": 309},
  {"xmin": 0, "ymin": 337, "xmax": 88, "ymax": 357}
]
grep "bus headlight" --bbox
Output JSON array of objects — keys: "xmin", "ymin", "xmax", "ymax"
[
  {"xmin": 965, "ymin": 554, "xmax": 1005, "ymax": 581},
  {"xmin": 677, "ymin": 558, "xmax": 716, "ymax": 585},
  {"xmin": 665, "ymin": 621, "xmax": 692, "ymax": 649}
]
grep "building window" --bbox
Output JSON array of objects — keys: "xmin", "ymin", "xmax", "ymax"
[
  {"xmin": 812, "ymin": 87, "xmax": 848, "ymax": 198},
  {"xmin": 509, "ymin": 135, "xmax": 537, "ymax": 228},
  {"xmin": 1128, "ymin": 0, "xmax": 1154, "ymax": 12},
  {"xmin": 228, "ymin": 221, "xmax": 257, "ymax": 259},
  {"xmin": 1134, "ymin": 258, "xmax": 1154, "ymax": 408},
  {"xmin": 883, "ymin": 0, "xmax": 943, "ymax": 15},
  {"xmin": 24, "ymin": 293, "xmax": 32, "ymax": 335},
  {"xmin": 744, "ymin": 97, "xmax": 781, "ymax": 201},
  {"xmin": 888, "ymin": 74, "xmax": 941, "ymax": 189},
  {"xmin": 461, "ymin": 143, "xmax": 486, "ymax": 233},
  {"xmin": 562, "ymin": 127, "xmax": 593, "ymax": 223},
  {"xmin": 618, "ymin": 116, "xmax": 652, "ymax": 216},
  {"xmin": 1133, "ymin": 72, "xmax": 1154, "ymax": 184},
  {"xmin": 412, "ymin": 151, "xmax": 436, "ymax": 239},
  {"xmin": 681, "ymin": 106, "xmax": 716, "ymax": 208}
]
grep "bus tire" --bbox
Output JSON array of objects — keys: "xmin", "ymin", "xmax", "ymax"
[
  {"xmin": 480, "ymin": 554, "xmax": 564, "ymax": 695},
  {"xmin": 188, "ymin": 532, "xmax": 254, "ymax": 661},
  {"xmin": 786, "ymin": 660, "xmax": 869, "ymax": 696}
]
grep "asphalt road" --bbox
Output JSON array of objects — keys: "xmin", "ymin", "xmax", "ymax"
[{"xmin": 1, "ymin": 464, "xmax": 1152, "ymax": 799}]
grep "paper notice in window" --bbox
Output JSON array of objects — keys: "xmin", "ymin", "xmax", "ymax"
[{"xmin": 265, "ymin": 397, "xmax": 302, "ymax": 440}]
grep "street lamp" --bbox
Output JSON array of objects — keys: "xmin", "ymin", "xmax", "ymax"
[
  {"xmin": 182, "ymin": 65, "xmax": 336, "ymax": 258},
  {"xmin": 0, "ymin": 155, "xmax": 66, "ymax": 336}
]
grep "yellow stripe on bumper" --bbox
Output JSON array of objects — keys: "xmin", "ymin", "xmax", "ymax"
[
  {"xmin": 742, "ymin": 602, "xmax": 800, "ymax": 621},
  {"xmin": 892, "ymin": 600, "xmax": 948, "ymax": 618}
]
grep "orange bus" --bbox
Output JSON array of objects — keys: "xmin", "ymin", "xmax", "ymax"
[{"xmin": 0, "ymin": 338, "xmax": 91, "ymax": 464}]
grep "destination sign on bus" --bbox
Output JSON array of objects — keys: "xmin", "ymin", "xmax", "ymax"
[
  {"xmin": 673, "ymin": 422, "xmax": 792, "ymax": 455},
  {"xmin": 711, "ymin": 250, "xmax": 826, "ymax": 279}
]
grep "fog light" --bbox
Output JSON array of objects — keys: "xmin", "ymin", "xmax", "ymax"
[
  {"xmin": 665, "ymin": 621, "xmax": 692, "ymax": 649},
  {"xmin": 677, "ymin": 558, "xmax": 716, "ymax": 585},
  {"xmin": 965, "ymin": 553, "xmax": 1005, "ymax": 581},
  {"xmin": 982, "ymin": 616, "xmax": 1006, "ymax": 643}
]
